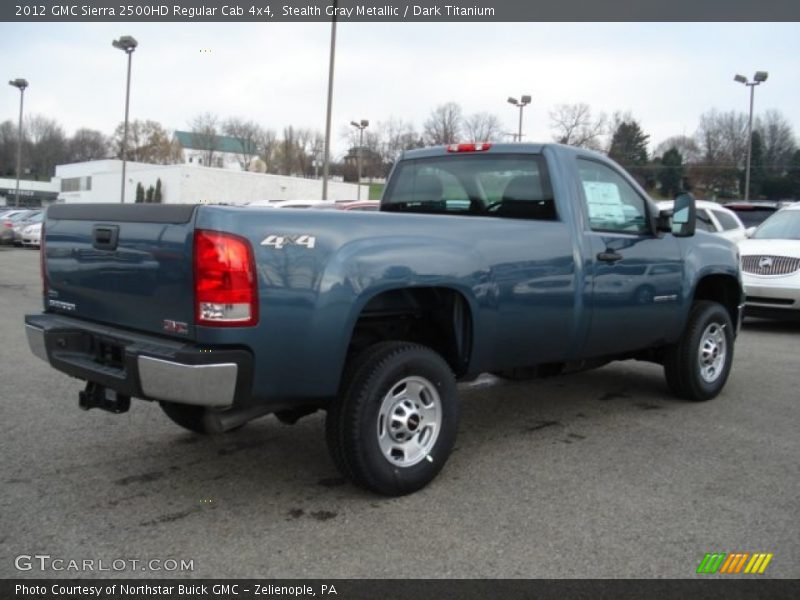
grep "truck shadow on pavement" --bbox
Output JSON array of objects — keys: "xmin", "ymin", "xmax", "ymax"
[{"xmin": 89, "ymin": 362, "xmax": 680, "ymax": 510}]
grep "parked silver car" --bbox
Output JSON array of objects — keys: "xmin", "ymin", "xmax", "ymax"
[
  {"xmin": 1, "ymin": 210, "xmax": 37, "ymax": 245},
  {"xmin": 21, "ymin": 221, "xmax": 43, "ymax": 248},
  {"xmin": 12, "ymin": 211, "xmax": 43, "ymax": 246}
]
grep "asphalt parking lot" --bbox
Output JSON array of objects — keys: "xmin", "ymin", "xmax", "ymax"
[{"xmin": 1, "ymin": 246, "xmax": 798, "ymax": 579}]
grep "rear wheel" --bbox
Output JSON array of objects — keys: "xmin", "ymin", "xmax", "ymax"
[
  {"xmin": 664, "ymin": 301, "xmax": 734, "ymax": 401},
  {"xmin": 326, "ymin": 341, "xmax": 459, "ymax": 496}
]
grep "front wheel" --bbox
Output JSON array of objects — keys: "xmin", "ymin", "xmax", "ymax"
[
  {"xmin": 664, "ymin": 301, "xmax": 734, "ymax": 401},
  {"xmin": 326, "ymin": 341, "xmax": 460, "ymax": 496}
]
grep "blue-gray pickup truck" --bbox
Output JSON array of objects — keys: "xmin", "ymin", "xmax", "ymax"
[{"xmin": 25, "ymin": 143, "xmax": 743, "ymax": 495}]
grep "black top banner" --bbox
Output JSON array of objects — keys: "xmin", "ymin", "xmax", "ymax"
[{"xmin": 4, "ymin": 0, "xmax": 800, "ymax": 22}]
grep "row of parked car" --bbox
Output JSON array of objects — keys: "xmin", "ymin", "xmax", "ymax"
[
  {"xmin": 3, "ymin": 197, "xmax": 798, "ymax": 319},
  {"xmin": 0, "ymin": 208, "xmax": 43, "ymax": 247},
  {"xmin": 656, "ymin": 199, "xmax": 799, "ymax": 320},
  {"xmin": 248, "ymin": 199, "xmax": 380, "ymax": 211},
  {"xmin": 255, "ymin": 196, "xmax": 799, "ymax": 321}
]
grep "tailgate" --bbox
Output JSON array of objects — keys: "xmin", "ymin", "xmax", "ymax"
[{"xmin": 44, "ymin": 204, "xmax": 198, "ymax": 339}]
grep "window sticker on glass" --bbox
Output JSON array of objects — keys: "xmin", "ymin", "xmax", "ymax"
[{"xmin": 583, "ymin": 181, "xmax": 625, "ymax": 224}]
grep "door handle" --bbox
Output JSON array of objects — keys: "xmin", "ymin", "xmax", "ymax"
[
  {"xmin": 92, "ymin": 225, "xmax": 119, "ymax": 251},
  {"xmin": 597, "ymin": 251, "xmax": 623, "ymax": 263}
]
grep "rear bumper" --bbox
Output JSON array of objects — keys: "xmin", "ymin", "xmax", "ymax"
[{"xmin": 25, "ymin": 313, "xmax": 253, "ymax": 408}]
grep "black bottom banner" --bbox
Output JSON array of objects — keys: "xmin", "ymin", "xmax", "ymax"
[{"xmin": 3, "ymin": 579, "xmax": 800, "ymax": 600}]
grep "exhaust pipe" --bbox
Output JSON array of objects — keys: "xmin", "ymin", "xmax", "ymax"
[{"xmin": 201, "ymin": 404, "xmax": 275, "ymax": 433}]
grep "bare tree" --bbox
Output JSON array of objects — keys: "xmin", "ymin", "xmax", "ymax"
[
  {"xmin": 696, "ymin": 109, "xmax": 749, "ymax": 167},
  {"xmin": 295, "ymin": 128, "xmax": 318, "ymax": 176},
  {"xmin": 378, "ymin": 117, "xmax": 422, "ymax": 166},
  {"xmin": 25, "ymin": 115, "xmax": 68, "ymax": 179},
  {"xmin": 310, "ymin": 131, "xmax": 325, "ymax": 178},
  {"xmin": 277, "ymin": 126, "xmax": 320, "ymax": 176},
  {"xmin": 222, "ymin": 117, "xmax": 262, "ymax": 170},
  {"xmin": 755, "ymin": 109, "xmax": 797, "ymax": 173},
  {"xmin": 112, "ymin": 120, "xmax": 181, "ymax": 165},
  {"xmin": 694, "ymin": 109, "xmax": 749, "ymax": 193},
  {"xmin": 189, "ymin": 112, "xmax": 220, "ymax": 166},
  {"xmin": 68, "ymin": 128, "xmax": 109, "ymax": 162},
  {"xmin": 549, "ymin": 103, "xmax": 606, "ymax": 149},
  {"xmin": 423, "ymin": 102, "xmax": 462, "ymax": 145},
  {"xmin": 463, "ymin": 111, "xmax": 502, "ymax": 143},
  {"xmin": 257, "ymin": 128, "xmax": 278, "ymax": 173}
]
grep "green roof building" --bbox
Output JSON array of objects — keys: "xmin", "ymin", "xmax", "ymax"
[{"xmin": 174, "ymin": 130, "xmax": 257, "ymax": 170}]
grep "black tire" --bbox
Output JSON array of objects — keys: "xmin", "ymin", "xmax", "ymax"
[
  {"xmin": 326, "ymin": 341, "xmax": 459, "ymax": 496},
  {"xmin": 159, "ymin": 401, "xmax": 243, "ymax": 434},
  {"xmin": 664, "ymin": 300, "xmax": 734, "ymax": 401}
]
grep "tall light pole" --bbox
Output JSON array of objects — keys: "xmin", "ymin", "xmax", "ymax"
[
  {"xmin": 734, "ymin": 71, "xmax": 768, "ymax": 202},
  {"xmin": 350, "ymin": 119, "xmax": 369, "ymax": 200},
  {"xmin": 8, "ymin": 78, "xmax": 28, "ymax": 208},
  {"xmin": 112, "ymin": 35, "xmax": 138, "ymax": 203},
  {"xmin": 321, "ymin": 0, "xmax": 338, "ymax": 200},
  {"xmin": 507, "ymin": 95, "xmax": 531, "ymax": 142}
]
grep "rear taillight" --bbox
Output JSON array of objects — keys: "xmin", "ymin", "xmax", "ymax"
[
  {"xmin": 193, "ymin": 229, "xmax": 258, "ymax": 327},
  {"xmin": 446, "ymin": 143, "xmax": 492, "ymax": 153},
  {"xmin": 40, "ymin": 223, "xmax": 47, "ymax": 297}
]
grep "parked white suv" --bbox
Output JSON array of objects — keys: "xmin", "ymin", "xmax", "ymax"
[
  {"xmin": 738, "ymin": 203, "xmax": 800, "ymax": 320},
  {"xmin": 657, "ymin": 200, "xmax": 747, "ymax": 242}
]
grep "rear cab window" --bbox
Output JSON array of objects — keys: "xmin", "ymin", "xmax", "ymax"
[{"xmin": 382, "ymin": 154, "xmax": 557, "ymax": 220}]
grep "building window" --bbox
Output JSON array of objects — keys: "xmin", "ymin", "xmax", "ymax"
[{"xmin": 60, "ymin": 176, "xmax": 92, "ymax": 192}]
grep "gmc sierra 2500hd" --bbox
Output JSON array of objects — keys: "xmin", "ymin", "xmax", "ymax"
[{"xmin": 26, "ymin": 143, "xmax": 743, "ymax": 495}]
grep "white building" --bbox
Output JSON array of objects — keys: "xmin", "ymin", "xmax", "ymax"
[
  {"xmin": 55, "ymin": 160, "xmax": 367, "ymax": 204},
  {"xmin": 0, "ymin": 178, "xmax": 60, "ymax": 208}
]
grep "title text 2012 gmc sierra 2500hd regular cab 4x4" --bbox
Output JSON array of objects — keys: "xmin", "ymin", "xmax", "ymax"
[{"xmin": 25, "ymin": 143, "xmax": 743, "ymax": 496}]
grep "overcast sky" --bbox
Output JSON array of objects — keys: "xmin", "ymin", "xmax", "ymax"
[{"xmin": 2, "ymin": 22, "xmax": 799, "ymax": 158}]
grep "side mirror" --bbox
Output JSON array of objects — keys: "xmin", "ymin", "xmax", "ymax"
[
  {"xmin": 745, "ymin": 226, "xmax": 756, "ymax": 238},
  {"xmin": 671, "ymin": 193, "xmax": 696, "ymax": 237},
  {"xmin": 656, "ymin": 210, "xmax": 672, "ymax": 233}
]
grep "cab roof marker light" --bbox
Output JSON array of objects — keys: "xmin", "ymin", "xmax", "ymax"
[{"xmin": 447, "ymin": 143, "xmax": 492, "ymax": 153}]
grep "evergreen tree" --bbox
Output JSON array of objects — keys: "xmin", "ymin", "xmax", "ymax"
[
  {"xmin": 145, "ymin": 185, "xmax": 155, "ymax": 203},
  {"xmin": 747, "ymin": 131, "xmax": 767, "ymax": 198},
  {"xmin": 608, "ymin": 120, "xmax": 650, "ymax": 186},
  {"xmin": 658, "ymin": 148, "xmax": 684, "ymax": 198},
  {"xmin": 154, "ymin": 178, "xmax": 163, "ymax": 203},
  {"xmin": 787, "ymin": 150, "xmax": 800, "ymax": 198},
  {"xmin": 608, "ymin": 121, "xmax": 650, "ymax": 166},
  {"xmin": 135, "ymin": 182, "xmax": 145, "ymax": 204}
]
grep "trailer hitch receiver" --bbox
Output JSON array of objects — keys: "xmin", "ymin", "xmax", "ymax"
[{"xmin": 79, "ymin": 382, "xmax": 131, "ymax": 414}]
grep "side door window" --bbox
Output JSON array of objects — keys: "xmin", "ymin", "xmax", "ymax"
[
  {"xmin": 712, "ymin": 210, "xmax": 742, "ymax": 231},
  {"xmin": 576, "ymin": 159, "xmax": 649, "ymax": 234},
  {"xmin": 696, "ymin": 209, "xmax": 716, "ymax": 232}
]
